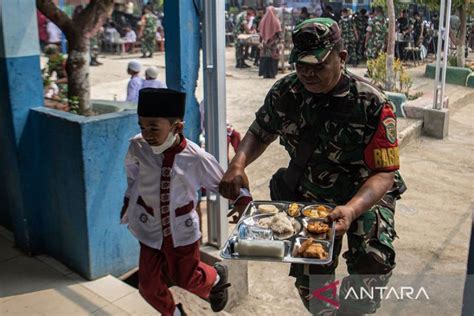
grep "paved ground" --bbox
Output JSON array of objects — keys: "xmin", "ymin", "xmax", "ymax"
[{"xmin": 15, "ymin": 48, "xmax": 473, "ymax": 315}]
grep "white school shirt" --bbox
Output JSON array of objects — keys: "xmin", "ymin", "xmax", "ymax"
[
  {"xmin": 47, "ymin": 21, "xmax": 62, "ymax": 43},
  {"xmin": 126, "ymin": 76, "xmax": 144, "ymax": 102},
  {"xmin": 124, "ymin": 30, "xmax": 137, "ymax": 43},
  {"xmin": 141, "ymin": 79, "xmax": 167, "ymax": 89},
  {"xmin": 122, "ymin": 134, "xmax": 224, "ymax": 249}
]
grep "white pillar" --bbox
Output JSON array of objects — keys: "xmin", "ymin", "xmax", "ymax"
[{"xmin": 202, "ymin": 0, "xmax": 228, "ymax": 248}]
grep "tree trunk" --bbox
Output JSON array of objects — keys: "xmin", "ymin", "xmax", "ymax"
[
  {"xmin": 67, "ymin": 35, "xmax": 92, "ymax": 114},
  {"xmin": 385, "ymin": 0, "xmax": 396, "ymax": 91},
  {"xmin": 457, "ymin": 1, "xmax": 468, "ymax": 67}
]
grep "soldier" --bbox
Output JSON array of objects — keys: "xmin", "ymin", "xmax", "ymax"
[
  {"xmin": 339, "ymin": 8, "xmax": 359, "ymax": 67},
  {"xmin": 219, "ymin": 18, "xmax": 406, "ymax": 315},
  {"xmin": 234, "ymin": 7, "xmax": 256, "ymax": 68},
  {"xmin": 140, "ymin": 5, "xmax": 158, "ymax": 58},
  {"xmin": 412, "ymin": 11, "xmax": 424, "ymax": 47},
  {"xmin": 366, "ymin": 6, "xmax": 388, "ymax": 60},
  {"xmin": 354, "ymin": 8, "xmax": 369, "ymax": 63}
]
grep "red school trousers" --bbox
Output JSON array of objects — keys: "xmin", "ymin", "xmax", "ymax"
[{"xmin": 138, "ymin": 237, "xmax": 217, "ymax": 316}]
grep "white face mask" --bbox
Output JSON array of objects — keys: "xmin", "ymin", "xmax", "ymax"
[{"xmin": 150, "ymin": 132, "xmax": 178, "ymax": 154}]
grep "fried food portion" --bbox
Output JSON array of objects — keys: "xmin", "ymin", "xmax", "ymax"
[
  {"xmin": 296, "ymin": 238, "xmax": 328, "ymax": 259},
  {"xmin": 298, "ymin": 237, "xmax": 315, "ymax": 254},
  {"xmin": 306, "ymin": 221, "xmax": 329, "ymax": 234},
  {"xmin": 287, "ymin": 203, "xmax": 300, "ymax": 217},
  {"xmin": 303, "ymin": 243, "xmax": 328, "ymax": 259},
  {"xmin": 302, "ymin": 205, "xmax": 330, "ymax": 218}
]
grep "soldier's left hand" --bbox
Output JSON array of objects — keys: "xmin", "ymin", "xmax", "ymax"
[{"xmin": 328, "ymin": 205, "xmax": 356, "ymax": 236}]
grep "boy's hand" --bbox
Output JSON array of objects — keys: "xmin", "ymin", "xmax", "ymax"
[
  {"xmin": 227, "ymin": 204, "xmax": 247, "ymax": 224},
  {"xmin": 219, "ymin": 165, "xmax": 249, "ymax": 200}
]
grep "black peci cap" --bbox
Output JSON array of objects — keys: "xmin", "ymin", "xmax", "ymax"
[{"xmin": 137, "ymin": 88, "xmax": 186, "ymax": 118}]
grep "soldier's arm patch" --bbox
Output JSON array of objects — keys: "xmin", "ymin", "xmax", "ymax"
[{"xmin": 364, "ymin": 104, "xmax": 400, "ymax": 171}]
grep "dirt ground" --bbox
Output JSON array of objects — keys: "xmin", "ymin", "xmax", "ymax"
[{"xmin": 85, "ymin": 48, "xmax": 474, "ymax": 315}]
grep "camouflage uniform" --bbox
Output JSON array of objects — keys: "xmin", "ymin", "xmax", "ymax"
[
  {"xmin": 354, "ymin": 13, "xmax": 369, "ymax": 62},
  {"xmin": 339, "ymin": 15, "xmax": 358, "ymax": 65},
  {"xmin": 249, "ymin": 70, "xmax": 405, "ymax": 315},
  {"xmin": 366, "ymin": 15, "xmax": 388, "ymax": 60},
  {"xmin": 234, "ymin": 11, "xmax": 248, "ymax": 68},
  {"xmin": 141, "ymin": 13, "xmax": 157, "ymax": 56}
]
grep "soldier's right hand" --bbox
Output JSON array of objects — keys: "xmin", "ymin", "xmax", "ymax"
[{"xmin": 219, "ymin": 165, "xmax": 249, "ymax": 200}]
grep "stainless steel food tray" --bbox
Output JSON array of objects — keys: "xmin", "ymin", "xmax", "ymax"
[{"xmin": 220, "ymin": 200, "xmax": 336, "ymax": 265}]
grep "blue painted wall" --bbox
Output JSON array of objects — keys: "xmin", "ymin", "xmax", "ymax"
[
  {"xmin": 30, "ymin": 108, "xmax": 140, "ymax": 279},
  {"xmin": 164, "ymin": 0, "xmax": 201, "ymax": 144},
  {"xmin": 0, "ymin": 0, "xmax": 43, "ymax": 250},
  {"xmin": 0, "ymin": 56, "xmax": 44, "ymax": 248}
]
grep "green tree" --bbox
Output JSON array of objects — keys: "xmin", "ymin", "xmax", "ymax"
[{"xmin": 37, "ymin": 0, "xmax": 114, "ymax": 115}]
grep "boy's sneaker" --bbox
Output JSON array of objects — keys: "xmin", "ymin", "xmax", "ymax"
[
  {"xmin": 175, "ymin": 303, "xmax": 187, "ymax": 316},
  {"xmin": 209, "ymin": 263, "xmax": 231, "ymax": 312}
]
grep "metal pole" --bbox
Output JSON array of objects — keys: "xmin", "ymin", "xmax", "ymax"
[
  {"xmin": 202, "ymin": 0, "xmax": 228, "ymax": 248},
  {"xmin": 440, "ymin": 0, "xmax": 452, "ymax": 110},
  {"xmin": 433, "ymin": 0, "xmax": 446, "ymax": 110}
]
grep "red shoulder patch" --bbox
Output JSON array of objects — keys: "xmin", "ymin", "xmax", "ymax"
[{"xmin": 364, "ymin": 104, "xmax": 400, "ymax": 171}]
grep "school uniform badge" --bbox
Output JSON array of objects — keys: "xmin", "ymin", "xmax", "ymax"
[
  {"xmin": 140, "ymin": 213, "xmax": 148, "ymax": 223},
  {"xmin": 185, "ymin": 218, "xmax": 193, "ymax": 227}
]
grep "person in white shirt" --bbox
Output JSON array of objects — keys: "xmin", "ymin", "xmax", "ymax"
[
  {"xmin": 141, "ymin": 66, "xmax": 167, "ymax": 89},
  {"xmin": 123, "ymin": 25, "xmax": 137, "ymax": 53},
  {"xmin": 47, "ymin": 20, "xmax": 62, "ymax": 45},
  {"xmin": 104, "ymin": 22, "xmax": 121, "ymax": 53},
  {"xmin": 120, "ymin": 88, "xmax": 250, "ymax": 316},
  {"xmin": 126, "ymin": 60, "xmax": 144, "ymax": 103}
]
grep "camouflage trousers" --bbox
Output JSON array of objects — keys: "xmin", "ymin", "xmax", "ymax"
[
  {"xmin": 343, "ymin": 38, "xmax": 358, "ymax": 65},
  {"xmin": 356, "ymin": 38, "xmax": 366, "ymax": 63},
  {"xmin": 235, "ymin": 39, "xmax": 245, "ymax": 65},
  {"xmin": 366, "ymin": 42, "xmax": 384, "ymax": 60},
  {"xmin": 141, "ymin": 33, "xmax": 156, "ymax": 55},
  {"xmin": 269, "ymin": 168, "xmax": 398, "ymax": 315}
]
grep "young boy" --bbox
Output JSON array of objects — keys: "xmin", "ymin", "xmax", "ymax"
[
  {"xmin": 123, "ymin": 25, "xmax": 137, "ymax": 53},
  {"xmin": 120, "ymin": 88, "xmax": 250, "ymax": 316},
  {"xmin": 126, "ymin": 60, "xmax": 144, "ymax": 103},
  {"xmin": 141, "ymin": 66, "xmax": 167, "ymax": 89}
]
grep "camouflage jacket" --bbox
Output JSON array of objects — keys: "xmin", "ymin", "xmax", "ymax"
[
  {"xmin": 234, "ymin": 11, "xmax": 248, "ymax": 36},
  {"xmin": 249, "ymin": 71, "xmax": 402, "ymax": 204},
  {"xmin": 339, "ymin": 16, "xmax": 357, "ymax": 43},
  {"xmin": 354, "ymin": 14, "xmax": 369, "ymax": 37},
  {"xmin": 143, "ymin": 13, "xmax": 158, "ymax": 36},
  {"xmin": 367, "ymin": 15, "xmax": 388, "ymax": 45}
]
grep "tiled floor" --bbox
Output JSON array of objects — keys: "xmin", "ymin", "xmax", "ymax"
[{"xmin": 0, "ymin": 226, "xmax": 153, "ymax": 316}]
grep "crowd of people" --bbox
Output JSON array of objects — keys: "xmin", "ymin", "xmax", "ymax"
[
  {"xmin": 37, "ymin": 3, "xmax": 165, "ymax": 63},
  {"xmin": 228, "ymin": 4, "xmax": 473, "ymax": 77}
]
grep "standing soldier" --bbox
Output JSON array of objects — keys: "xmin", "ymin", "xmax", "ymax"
[
  {"xmin": 140, "ymin": 5, "xmax": 158, "ymax": 58},
  {"xmin": 354, "ymin": 8, "xmax": 369, "ymax": 64},
  {"xmin": 339, "ymin": 8, "xmax": 359, "ymax": 67},
  {"xmin": 219, "ymin": 17, "xmax": 406, "ymax": 315},
  {"xmin": 234, "ymin": 7, "xmax": 255, "ymax": 68},
  {"xmin": 366, "ymin": 6, "xmax": 388, "ymax": 60}
]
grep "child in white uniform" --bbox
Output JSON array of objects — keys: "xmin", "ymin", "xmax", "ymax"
[{"xmin": 120, "ymin": 88, "xmax": 250, "ymax": 316}]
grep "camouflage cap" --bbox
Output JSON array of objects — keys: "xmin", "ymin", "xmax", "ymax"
[{"xmin": 289, "ymin": 18, "xmax": 341, "ymax": 64}]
